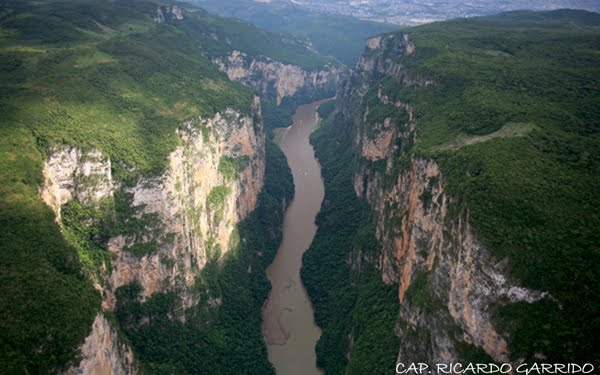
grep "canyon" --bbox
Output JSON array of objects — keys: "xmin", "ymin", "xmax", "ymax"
[
  {"xmin": 262, "ymin": 99, "xmax": 330, "ymax": 375},
  {"xmin": 303, "ymin": 12, "xmax": 600, "ymax": 372},
  {"xmin": 42, "ymin": 105, "xmax": 266, "ymax": 374},
  {"xmin": 1, "ymin": 1, "xmax": 598, "ymax": 374}
]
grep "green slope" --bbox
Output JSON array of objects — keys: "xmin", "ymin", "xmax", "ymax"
[
  {"xmin": 0, "ymin": 0, "xmax": 314, "ymax": 372},
  {"xmin": 393, "ymin": 12, "xmax": 600, "ymax": 361},
  {"xmin": 304, "ymin": 9, "xmax": 600, "ymax": 372},
  {"xmin": 408, "ymin": 11, "xmax": 600, "ymax": 361},
  {"xmin": 191, "ymin": 0, "xmax": 398, "ymax": 66},
  {"xmin": 112, "ymin": 139, "xmax": 292, "ymax": 374},
  {"xmin": 172, "ymin": 2, "xmax": 337, "ymax": 70},
  {"xmin": 302, "ymin": 112, "xmax": 402, "ymax": 374}
]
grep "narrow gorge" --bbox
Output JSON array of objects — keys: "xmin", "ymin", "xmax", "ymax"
[
  {"xmin": 262, "ymin": 99, "xmax": 331, "ymax": 375},
  {"xmin": 303, "ymin": 13, "xmax": 600, "ymax": 373},
  {"xmin": 0, "ymin": 1, "xmax": 336, "ymax": 373},
  {"xmin": 1, "ymin": 1, "xmax": 598, "ymax": 374}
]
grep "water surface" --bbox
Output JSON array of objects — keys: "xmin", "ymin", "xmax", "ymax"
[{"xmin": 262, "ymin": 99, "xmax": 331, "ymax": 375}]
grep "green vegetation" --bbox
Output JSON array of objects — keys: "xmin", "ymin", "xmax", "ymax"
[
  {"xmin": 125, "ymin": 241, "xmax": 159, "ymax": 258},
  {"xmin": 317, "ymin": 100, "xmax": 335, "ymax": 120},
  {"xmin": 61, "ymin": 199, "xmax": 113, "ymax": 277},
  {"xmin": 114, "ymin": 139, "xmax": 293, "ymax": 374},
  {"xmin": 361, "ymin": 10, "xmax": 600, "ymax": 362},
  {"xmin": 175, "ymin": 4, "xmax": 336, "ymax": 71},
  {"xmin": 0, "ymin": 0, "xmax": 254, "ymax": 184},
  {"xmin": 174, "ymin": 2, "xmax": 343, "ymax": 134},
  {"xmin": 218, "ymin": 156, "xmax": 248, "ymax": 181},
  {"xmin": 434, "ymin": 122, "xmax": 537, "ymax": 151},
  {"xmin": 302, "ymin": 113, "xmax": 400, "ymax": 374},
  {"xmin": 262, "ymin": 97, "xmax": 296, "ymax": 131},
  {"xmin": 280, "ymin": 14, "xmax": 398, "ymax": 66},
  {"xmin": 0, "ymin": 182, "xmax": 100, "ymax": 373},
  {"xmin": 191, "ymin": 0, "xmax": 398, "ymax": 65},
  {"xmin": 262, "ymin": 91, "xmax": 338, "ymax": 133},
  {"xmin": 302, "ymin": 10, "xmax": 599, "ymax": 371},
  {"xmin": 0, "ymin": 0, "xmax": 310, "ymax": 371},
  {"xmin": 207, "ymin": 186, "xmax": 231, "ymax": 208},
  {"xmin": 207, "ymin": 185, "xmax": 231, "ymax": 222}
]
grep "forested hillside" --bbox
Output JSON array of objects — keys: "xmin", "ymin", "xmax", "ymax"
[
  {"xmin": 0, "ymin": 0, "xmax": 319, "ymax": 372},
  {"xmin": 303, "ymin": 9, "xmax": 600, "ymax": 373},
  {"xmin": 191, "ymin": 0, "xmax": 398, "ymax": 66},
  {"xmin": 2, "ymin": 0, "xmax": 598, "ymax": 373}
]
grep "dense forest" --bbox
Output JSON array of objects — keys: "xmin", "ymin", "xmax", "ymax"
[
  {"xmin": 396, "ymin": 11, "xmax": 600, "ymax": 361},
  {"xmin": 113, "ymin": 139, "xmax": 293, "ymax": 374},
  {"xmin": 1, "ymin": 0, "xmax": 599, "ymax": 373},
  {"xmin": 0, "ymin": 0, "xmax": 306, "ymax": 372},
  {"xmin": 303, "ymin": 9, "xmax": 600, "ymax": 372},
  {"xmin": 302, "ymin": 110, "xmax": 402, "ymax": 374},
  {"xmin": 190, "ymin": 0, "xmax": 398, "ymax": 66}
]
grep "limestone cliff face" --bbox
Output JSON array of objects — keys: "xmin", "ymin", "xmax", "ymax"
[
  {"xmin": 64, "ymin": 314, "xmax": 136, "ymax": 375},
  {"xmin": 344, "ymin": 34, "xmax": 553, "ymax": 367},
  {"xmin": 214, "ymin": 50, "xmax": 344, "ymax": 105},
  {"xmin": 41, "ymin": 100, "xmax": 265, "ymax": 373},
  {"xmin": 354, "ymin": 34, "xmax": 432, "ymax": 87},
  {"xmin": 105, "ymin": 104, "xmax": 264, "ymax": 310},
  {"xmin": 40, "ymin": 148, "xmax": 114, "ymax": 222}
]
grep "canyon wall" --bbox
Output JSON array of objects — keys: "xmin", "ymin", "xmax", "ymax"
[
  {"xmin": 341, "ymin": 34, "xmax": 555, "ymax": 366},
  {"xmin": 41, "ymin": 100, "xmax": 265, "ymax": 373},
  {"xmin": 214, "ymin": 50, "xmax": 343, "ymax": 106}
]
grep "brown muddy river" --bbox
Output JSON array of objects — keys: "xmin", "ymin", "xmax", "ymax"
[{"xmin": 262, "ymin": 99, "xmax": 331, "ymax": 375}]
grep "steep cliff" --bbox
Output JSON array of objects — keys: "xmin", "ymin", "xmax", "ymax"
[
  {"xmin": 154, "ymin": 5, "xmax": 184, "ymax": 24},
  {"xmin": 39, "ymin": 103, "xmax": 265, "ymax": 372},
  {"xmin": 42, "ymin": 106, "xmax": 263, "ymax": 294},
  {"xmin": 305, "ymin": 11, "xmax": 600, "ymax": 373},
  {"xmin": 344, "ymin": 34, "xmax": 552, "ymax": 364},
  {"xmin": 214, "ymin": 50, "xmax": 343, "ymax": 106},
  {"xmin": 0, "ymin": 0, "xmax": 296, "ymax": 372},
  {"xmin": 147, "ymin": 1, "xmax": 346, "ymax": 129},
  {"xmin": 190, "ymin": 0, "xmax": 398, "ymax": 66},
  {"xmin": 105, "ymin": 106, "xmax": 264, "ymax": 310},
  {"xmin": 64, "ymin": 314, "xmax": 137, "ymax": 375}
]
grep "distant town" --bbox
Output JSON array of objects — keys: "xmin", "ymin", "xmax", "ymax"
[{"xmin": 289, "ymin": 0, "xmax": 600, "ymax": 25}]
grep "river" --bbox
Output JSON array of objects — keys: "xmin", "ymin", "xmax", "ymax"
[{"xmin": 262, "ymin": 99, "xmax": 331, "ymax": 375}]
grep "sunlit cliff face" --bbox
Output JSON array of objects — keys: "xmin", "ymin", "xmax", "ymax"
[{"xmin": 42, "ymin": 103, "xmax": 265, "ymax": 373}]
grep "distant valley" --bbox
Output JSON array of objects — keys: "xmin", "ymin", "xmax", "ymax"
[
  {"xmin": 246, "ymin": 0, "xmax": 600, "ymax": 25},
  {"xmin": 0, "ymin": 0, "xmax": 598, "ymax": 373}
]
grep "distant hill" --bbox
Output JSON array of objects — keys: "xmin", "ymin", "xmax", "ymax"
[{"xmin": 191, "ymin": 0, "xmax": 398, "ymax": 66}]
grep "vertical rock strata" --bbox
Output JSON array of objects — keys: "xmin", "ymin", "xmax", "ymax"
[
  {"xmin": 63, "ymin": 314, "xmax": 136, "ymax": 375},
  {"xmin": 342, "ymin": 34, "xmax": 552, "ymax": 366},
  {"xmin": 104, "ymin": 107, "xmax": 264, "ymax": 310},
  {"xmin": 214, "ymin": 50, "xmax": 343, "ymax": 105},
  {"xmin": 41, "ymin": 101, "xmax": 265, "ymax": 373},
  {"xmin": 40, "ymin": 148, "xmax": 114, "ymax": 222}
]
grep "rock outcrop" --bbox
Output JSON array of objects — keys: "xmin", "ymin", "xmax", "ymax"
[
  {"xmin": 40, "ymin": 148, "xmax": 113, "ymax": 222},
  {"xmin": 214, "ymin": 50, "xmax": 344, "ymax": 105},
  {"xmin": 342, "ymin": 33, "xmax": 554, "ymax": 367},
  {"xmin": 43, "ymin": 99, "xmax": 265, "ymax": 373},
  {"xmin": 64, "ymin": 314, "xmax": 136, "ymax": 375},
  {"xmin": 154, "ymin": 5, "xmax": 184, "ymax": 24},
  {"xmin": 104, "ymin": 104, "xmax": 265, "ymax": 310},
  {"xmin": 355, "ymin": 34, "xmax": 432, "ymax": 87}
]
